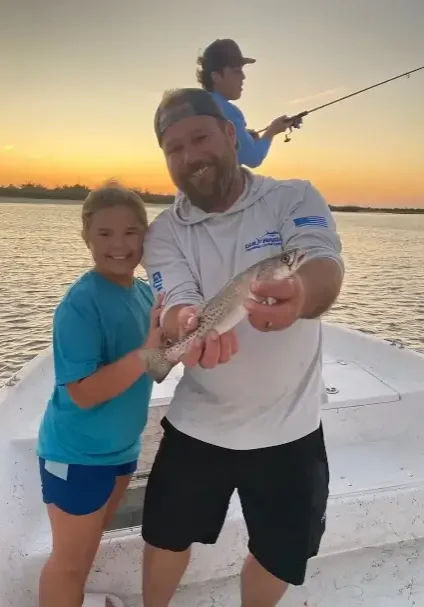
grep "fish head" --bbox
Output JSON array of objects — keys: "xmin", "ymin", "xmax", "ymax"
[
  {"xmin": 278, "ymin": 248, "xmax": 306, "ymax": 274},
  {"xmin": 255, "ymin": 248, "xmax": 306, "ymax": 281}
]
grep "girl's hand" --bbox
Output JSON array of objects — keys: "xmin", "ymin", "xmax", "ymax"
[{"xmin": 144, "ymin": 292, "xmax": 167, "ymax": 349}]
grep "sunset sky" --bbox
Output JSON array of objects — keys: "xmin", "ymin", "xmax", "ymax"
[{"xmin": 1, "ymin": 0, "xmax": 423, "ymax": 207}]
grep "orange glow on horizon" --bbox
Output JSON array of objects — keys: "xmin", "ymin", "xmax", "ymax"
[
  {"xmin": 2, "ymin": 1, "xmax": 423, "ymax": 209},
  {"xmin": 1, "ymin": 121, "xmax": 423, "ymax": 207},
  {"xmin": 0, "ymin": 150, "xmax": 176, "ymax": 194},
  {"xmin": 1, "ymin": 150, "xmax": 423, "ymax": 207}
]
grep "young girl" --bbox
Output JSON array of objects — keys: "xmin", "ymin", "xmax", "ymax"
[{"xmin": 37, "ymin": 183, "xmax": 162, "ymax": 607}]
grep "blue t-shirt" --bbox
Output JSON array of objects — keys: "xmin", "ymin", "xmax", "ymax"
[
  {"xmin": 211, "ymin": 92, "xmax": 272, "ymax": 168},
  {"xmin": 37, "ymin": 270, "xmax": 154, "ymax": 466}
]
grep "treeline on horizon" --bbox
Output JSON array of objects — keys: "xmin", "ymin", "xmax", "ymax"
[
  {"xmin": 0, "ymin": 182, "xmax": 423, "ymax": 214},
  {"xmin": 0, "ymin": 182, "xmax": 172, "ymax": 205}
]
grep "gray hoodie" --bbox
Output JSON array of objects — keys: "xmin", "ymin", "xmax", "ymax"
[{"xmin": 143, "ymin": 171, "xmax": 343, "ymax": 449}]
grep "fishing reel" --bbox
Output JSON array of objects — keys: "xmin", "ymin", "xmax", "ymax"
[
  {"xmin": 284, "ymin": 112, "xmax": 308, "ymax": 143},
  {"xmin": 256, "ymin": 110, "xmax": 308, "ymax": 142}
]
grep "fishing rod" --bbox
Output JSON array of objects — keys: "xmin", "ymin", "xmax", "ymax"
[{"xmin": 257, "ymin": 64, "xmax": 424, "ymax": 142}]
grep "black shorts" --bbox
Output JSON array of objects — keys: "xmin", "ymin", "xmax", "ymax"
[{"xmin": 141, "ymin": 417, "xmax": 329, "ymax": 586}]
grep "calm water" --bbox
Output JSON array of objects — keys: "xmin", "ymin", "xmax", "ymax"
[{"xmin": 1, "ymin": 198, "xmax": 423, "ymax": 387}]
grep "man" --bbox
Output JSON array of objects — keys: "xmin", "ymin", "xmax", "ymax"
[
  {"xmin": 142, "ymin": 87, "xmax": 344, "ymax": 607},
  {"xmin": 196, "ymin": 38, "xmax": 302, "ymax": 168}
]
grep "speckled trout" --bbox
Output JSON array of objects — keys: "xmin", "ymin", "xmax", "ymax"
[{"xmin": 142, "ymin": 248, "xmax": 306, "ymax": 383}]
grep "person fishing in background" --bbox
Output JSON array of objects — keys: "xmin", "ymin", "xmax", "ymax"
[{"xmin": 196, "ymin": 38, "xmax": 302, "ymax": 168}]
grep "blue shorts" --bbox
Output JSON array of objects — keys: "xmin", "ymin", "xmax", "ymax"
[{"xmin": 39, "ymin": 457, "xmax": 137, "ymax": 516}]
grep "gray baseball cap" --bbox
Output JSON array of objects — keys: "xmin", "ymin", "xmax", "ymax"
[{"xmin": 154, "ymin": 88, "xmax": 227, "ymax": 146}]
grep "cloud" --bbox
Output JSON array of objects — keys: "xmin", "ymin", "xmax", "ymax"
[
  {"xmin": 288, "ymin": 87, "xmax": 345, "ymax": 106},
  {"xmin": 3, "ymin": 145, "xmax": 15, "ymax": 152}
]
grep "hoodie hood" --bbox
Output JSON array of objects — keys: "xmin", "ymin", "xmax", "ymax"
[{"xmin": 171, "ymin": 169, "xmax": 284, "ymax": 226}]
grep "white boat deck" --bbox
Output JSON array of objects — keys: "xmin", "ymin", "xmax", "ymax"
[
  {"xmin": 1, "ymin": 321, "xmax": 424, "ymax": 605},
  {"xmin": 169, "ymin": 538, "xmax": 424, "ymax": 606}
]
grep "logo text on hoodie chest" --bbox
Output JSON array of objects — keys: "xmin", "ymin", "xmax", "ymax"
[{"xmin": 244, "ymin": 230, "xmax": 283, "ymax": 252}]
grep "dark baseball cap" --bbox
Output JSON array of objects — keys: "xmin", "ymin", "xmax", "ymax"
[
  {"xmin": 154, "ymin": 88, "xmax": 227, "ymax": 146},
  {"xmin": 199, "ymin": 39, "xmax": 256, "ymax": 71}
]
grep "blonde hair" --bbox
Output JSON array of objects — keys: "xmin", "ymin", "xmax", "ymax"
[{"xmin": 81, "ymin": 181, "xmax": 148, "ymax": 241}]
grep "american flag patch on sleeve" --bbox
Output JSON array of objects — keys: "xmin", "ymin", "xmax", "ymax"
[{"xmin": 293, "ymin": 215, "xmax": 329, "ymax": 228}]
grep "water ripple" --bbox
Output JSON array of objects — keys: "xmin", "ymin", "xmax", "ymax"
[{"xmin": 1, "ymin": 202, "xmax": 423, "ymax": 386}]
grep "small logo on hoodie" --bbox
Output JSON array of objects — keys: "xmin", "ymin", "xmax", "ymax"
[
  {"xmin": 152, "ymin": 271, "xmax": 163, "ymax": 292},
  {"xmin": 245, "ymin": 230, "xmax": 282, "ymax": 252}
]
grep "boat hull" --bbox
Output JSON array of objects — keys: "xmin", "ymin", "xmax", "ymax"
[{"xmin": 1, "ymin": 322, "xmax": 424, "ymax": 605}]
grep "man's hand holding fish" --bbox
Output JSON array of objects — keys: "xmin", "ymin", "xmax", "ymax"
[
  {"xmin": 245, "ymin": 257, "xmax": 343, "ymax": 332},
  {"xmin": 176, "ymin": 304, "xmax": 239, "ymax": 369}
]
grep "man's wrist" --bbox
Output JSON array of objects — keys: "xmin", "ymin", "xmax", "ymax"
[
  {"xmin": 295, "ymin": 258, "xmax": 343, "ymax": 320},
  {"xmin": 293, "ymin": 274, "xmax": 308, "ymax": 319}
]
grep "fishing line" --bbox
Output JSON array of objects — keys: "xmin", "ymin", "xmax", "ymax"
[{"xmin": 256, "ymin": 65, "xmax": 424, "ymax": 142}]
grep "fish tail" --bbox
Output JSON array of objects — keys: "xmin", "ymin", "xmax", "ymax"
[{"xmin": 141, "ymin": 348, "xmax": 174, "ymax": 384}]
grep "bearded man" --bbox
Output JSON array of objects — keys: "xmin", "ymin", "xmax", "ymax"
[{"xmin": 141, "ymin": 87, "xmax": 344, "ymax": 607}]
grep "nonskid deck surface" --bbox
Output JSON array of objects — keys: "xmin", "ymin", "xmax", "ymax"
[{"xmin": 170, "ymin": 537, "xmax": 424, "ymax": 607}]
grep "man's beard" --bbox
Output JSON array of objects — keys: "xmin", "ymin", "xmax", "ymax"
[{"xmin": 177, "ymin": 150, "xmax": 237, "ymax": 213}]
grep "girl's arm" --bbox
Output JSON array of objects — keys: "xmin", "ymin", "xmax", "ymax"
[
  {"xmin": 67, "ymin": 348, "xmax": 147, "ymax": 409},
  {"xmin": 66, "ymin": 294, "xmax": 164, "ymax": 409}
]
